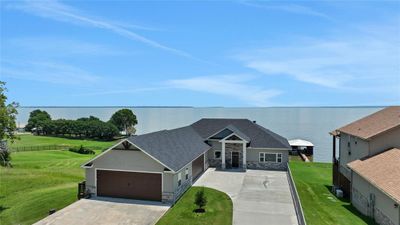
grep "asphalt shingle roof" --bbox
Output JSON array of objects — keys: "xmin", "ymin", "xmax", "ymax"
[
  {"xmin": 210, "ymin": 124, "xmax": 251, "ymax": 142},
  {"xmin": 191, "ymin": 118, "xmax": 291, "ymax": 149},
  {"xmin": 332, "ymin": 106, "xmax": 400, "ymax": 140},
  {"xmin": 127, "ymin": 126, "xmax": 211, "ymax": 172},
  {"xmin": 126, "ymin": 118, "xmax": 290, "ymax": 172},
  {"xmin": 348, "ymin": 148, "xmax": 400, "ymax": 203}
]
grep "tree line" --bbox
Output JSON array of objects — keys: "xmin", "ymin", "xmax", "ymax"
[{"xmin": 25, "ymin": 109, "xmax": 137, "ymax": 140}]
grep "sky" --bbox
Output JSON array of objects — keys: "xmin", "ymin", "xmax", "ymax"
[{"xmin": 1, "ymin": 0, "xmax": 399, "ymax": 107}]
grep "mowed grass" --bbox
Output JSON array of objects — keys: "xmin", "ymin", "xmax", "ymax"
[
  {"xmin": 156, "ymin": 187, "xmax": 232, "ymax": 225},
  {"xmin": 10, "ymin": 134, "xmax": 116, "ymax": 150},
  {"xmin": 289, "ymin": 162, "xmax": 376, "ymax": 225},
  {"xmin": 0, "ymin": 135, "xmax": 116, "ymax": 225}
]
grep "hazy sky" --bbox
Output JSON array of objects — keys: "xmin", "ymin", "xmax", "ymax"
[{"xmin": 1, "ymin": 0, "xmax": 399, "ymax": 106}]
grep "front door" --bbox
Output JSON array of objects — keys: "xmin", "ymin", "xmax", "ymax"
[{"xmin": 231, "ymin": 152, "xmax": 239, "ymax": 168}]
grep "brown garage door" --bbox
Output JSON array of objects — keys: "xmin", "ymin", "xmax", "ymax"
[
  {"xmin": 97, "ymin": 170, "xmax": 161, "ymax": 201},
  {"xmin": 192, "ymin": 154, "xmax": 204, "ymax": 180}
]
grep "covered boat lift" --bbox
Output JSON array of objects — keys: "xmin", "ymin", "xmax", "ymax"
[{"xmin": 289, "ymin": 139, "xmax": 314, "ymax": 156}]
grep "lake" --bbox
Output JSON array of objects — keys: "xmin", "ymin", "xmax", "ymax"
[{"xmin": 16, "ymin": 107, "xmax": 382, "ymax": 162}]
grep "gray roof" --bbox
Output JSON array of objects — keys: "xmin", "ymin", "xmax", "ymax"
[
  {"xmin": 125, "ymin": 118, "xmax": 289, "ymax": 172},
  {"xmin": 191, "ymin": 118, "xmax": 291, "ymax": 149},
  {"xmin": 127, "ymin": 126, "xmax": 210, "ymax": 172},
  {"xmin": 210, "ymin": 125, "xmax": 251, "ymax": 142}
]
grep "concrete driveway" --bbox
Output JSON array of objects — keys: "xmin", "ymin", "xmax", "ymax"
[
  {"xmin": 194, "ymin": 168, "xmax": 298, "ymax": 225},
  {"xmin": 34, "ymin": 197, "xmax": 170, "ymax": 225}
]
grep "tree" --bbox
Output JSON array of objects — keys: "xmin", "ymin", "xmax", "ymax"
[
  {"xmin": 0, "ymin": 81, "xmax": 19, "ymax": 167},
  {"xmin": 25, "ymin": 109, "xmax": 51, "ymax": 133},
  {"xmin": 109, "ymin": 109, "xmax": 137, "ymax": 136},
  {"xmin": 194, "ymin": 187, "xmax": 208, "ymax": 212}
]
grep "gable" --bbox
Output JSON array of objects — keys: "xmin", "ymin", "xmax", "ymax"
[
  {"xmin": 209, "ymin": 128, "xmax": 233, "ymax": 139},
  {"xmin": 226, "ymin": 134, "xmax": 242, "ymax": 141}
]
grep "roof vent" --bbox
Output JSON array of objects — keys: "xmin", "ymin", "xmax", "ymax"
[{"xmin": 253, "ymin": 120, "xmax": 257, "ymax": 123}]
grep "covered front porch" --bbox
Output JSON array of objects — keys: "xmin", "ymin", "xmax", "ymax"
[{"xmin": 207, "ymin": 125, "xmax": 249, "ymax": 170}]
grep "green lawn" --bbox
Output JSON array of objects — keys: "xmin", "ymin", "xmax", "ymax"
[
  {"xmin": 289, "ymin": 162, "xmax": 376, "ymax": 225},
  {"xmin": 0, "ymin": 135, "xmax": 115, "ymax": 225},
  {"xmin": 9, "ymin": 134, "xmax": 116, "ymax": 151},
  {"xmin": 156, "ymin": 187, "xmax": 232, "ymax": 225}
]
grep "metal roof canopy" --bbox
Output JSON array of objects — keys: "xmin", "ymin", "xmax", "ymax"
[{"xmin": 289, "ymin": 139, "xmax": 314, "ymax": 147}]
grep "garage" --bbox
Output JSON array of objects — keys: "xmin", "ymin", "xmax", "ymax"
[
  {"xmin": 192, "ymin": 154, "xmax": 204, "ymax": 180},
  {"xmin": 96, "ymin": 170, "xmax": 162, "ymax": 201}
]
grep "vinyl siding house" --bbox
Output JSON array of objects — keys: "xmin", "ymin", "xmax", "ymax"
[
  {"xmin": 331, "ymin": 106, "xmax": 400, "ymax": 225},
  {"xmin": 82, "ymin": 118, "xmax": 291, "ymax": 203}
]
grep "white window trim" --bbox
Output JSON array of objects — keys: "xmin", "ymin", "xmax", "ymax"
[
  {"xmin": 259, "ymin": 152, "xmax": 283, "ymax": 163},
  {"xmin": 185, "ymin": 168, "xmax": 189, "ymax": 180},
  {"xmin": 214, "ymin": 150, "xmax": 222, "ymax": 159}
]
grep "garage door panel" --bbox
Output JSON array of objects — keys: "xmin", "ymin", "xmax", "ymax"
[
  {"xmin": 97, "ymin": 170, "xmax": 161, "ymax": 201},
  {"xmin": 192, "ymin": 154, "xmax": 204, "ymax": 180}
]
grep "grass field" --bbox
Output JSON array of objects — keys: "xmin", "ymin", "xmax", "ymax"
[
  {"xmin": 9, "ymin": 134, "xmax": 116, "ymax": 151},
  {"xmin": 0, "ymin": 135, "xmax": 115, "ymax": 225},
  {"xmin": 289, "ymin": 162, "xmax": 376, "ymax": 225},
  {"xmin": 156, "ymin": 187, "xmax": 232, "ymax": 225}
]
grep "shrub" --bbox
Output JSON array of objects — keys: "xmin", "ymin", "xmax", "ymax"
[
  {"xmin": 194, "ymin": 187, "xmax": 207, "ymax": 212},
  {"xmin": 0, "ymin": 148, "xmax": 12, "ymax": 167},
  {"xmin": 69, "ymin": 145, "xmax": 95, "ymax": 155}
]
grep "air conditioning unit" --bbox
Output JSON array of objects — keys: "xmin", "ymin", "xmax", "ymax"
[{"xmin": 336, "ymin": 189, "xmax": 344, "ymax": 198}]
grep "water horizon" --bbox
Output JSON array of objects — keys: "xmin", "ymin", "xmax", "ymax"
[{"xmin": 16, "ymin": 106, "xmax": 384, "ymax": 163}]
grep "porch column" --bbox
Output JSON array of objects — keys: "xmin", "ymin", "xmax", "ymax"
[
  {"xmin": 222, "ymin": 141, "xmax": 226, "ymax": 169},
  {"xmin": 242, "ymin": 142, "xmax": 246, "ymax": 170}
]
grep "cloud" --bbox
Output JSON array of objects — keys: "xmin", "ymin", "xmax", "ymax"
[
  {"xmin": 7, "ymin": 0, "xmax": 192, "ymax": 58},
  {"xmin": 6, "ymin": 37, "xmax": 125, "ymax": 56},
  {"xmin": 240, "ymin": 0, "xmax": 331, "ymax": 19},
  {"xmin": 236, "ymin": 23, "xmax": 400, "ymax": 91},
  {"xmin": 166, "ymin": 75, "xmax": 282, "ymax": 106},
  {"xmin": 1, "ymin": 60, "xmax": 100, "ymax": 85}
]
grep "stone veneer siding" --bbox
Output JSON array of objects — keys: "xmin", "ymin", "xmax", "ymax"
[
  {"xmin": 375, "ymin": 208, "xmax": 396, "ymax": 225},
  {"xmin": 224, "ymin": 143, "xmax": 244, "ymax": 168},
  {"xmin": 247, "ymin": 161, "xmax": 287, "ymax": 170},
  {"xmin": 352, "ymin": 187, "xmax": 397, "ymax": 225},
  {"xmin": 352, "ymin": 188, "xmax": 370, "ymax": 216},
  {"xmin": 162, "ymin": 177, "xmax": 192, "ymax": 204}
]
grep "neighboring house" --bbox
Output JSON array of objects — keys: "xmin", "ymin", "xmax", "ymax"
[
  {"xmin": 82, "ymin": 118, "xmax": 291, "ymax": 203},
  {"xmin": 330, "ymin": 106, "xmax": 400, "ymax": 225},
  {"xmin": 348, "ymin": 148, "xmax": 400, "ymax": 225}
]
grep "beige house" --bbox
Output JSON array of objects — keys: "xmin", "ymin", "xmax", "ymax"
[
  {"xmin": 331, "ymin": 106, "xmax": 400, "ymax": 225},
  {"xmin": 82, "ymin": 118, "xmax": 291, "ymax": 203},
  {"xmin": 348, "ymin": 149, "xmax": 400, "ymax": 225}
]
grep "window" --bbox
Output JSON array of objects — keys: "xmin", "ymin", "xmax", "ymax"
[
  {"xmin": 259, "ymin": 152, "xmax": 264, "ymax": 162},
  {"xmin": 277, "ymin": 153, "xmax": 282, "ymax": 163},
  {"xmin": 178, "ymin": 173, "xmax": 182, "ymax": 186},
  {"xmin": 265, "ymin": 153, "xmax": 277, "ymax": 162},
  {"xmin": 185, "ymin": 168, "xmax": 189, "ymax": 180},
  {"xmin": 214, "ymin": 150, "xmax": 222, "ymax": 159},
  {"xmin": 259, "ymin": 152, "xmax": 283, "ymax": 163}
]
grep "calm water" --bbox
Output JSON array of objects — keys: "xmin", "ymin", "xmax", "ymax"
[{"xmin": 16, "ymin": 107, "xmax": 382, "ymax": 163}]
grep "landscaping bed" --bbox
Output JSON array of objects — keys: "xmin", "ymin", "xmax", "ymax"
[{"xmin": 156, "ymin": 187, "xmax": 232, "ymax": 225}]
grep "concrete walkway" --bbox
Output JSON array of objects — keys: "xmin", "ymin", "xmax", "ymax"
[
  {"xmin": 34, "ymin": 197, "xmax": 170, "ymax": 225},
  {"xmin": 194, "ymin": 168, "xmax": 298, "ymax": 225}
]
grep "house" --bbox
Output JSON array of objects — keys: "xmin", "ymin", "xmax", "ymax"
[
  {"xmin": 330, "ymin": 106, "xmax": 400, "ymax": 225},
  {"xmin": 82, "ymin": 118, "xmax": 291, "ymax": 203},
  {"xmin": 330, "ymin": 106, "xmax": 400, "ymax": 196},
  {"xmin": 348, "ymin": 148, "xmax": 400, "ymax": 225}
]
